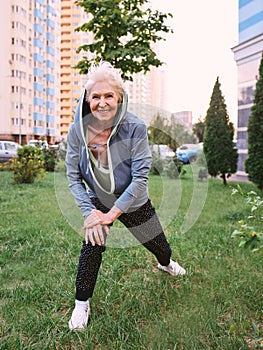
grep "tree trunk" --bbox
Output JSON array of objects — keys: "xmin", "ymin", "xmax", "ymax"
[{"xmin": 222, "ymin": 173, "xmax": 227, "ymax": 186}]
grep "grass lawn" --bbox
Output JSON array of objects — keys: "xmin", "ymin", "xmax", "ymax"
[{"xmin": 0, "ymin": 168, "xmax": 262, "ymax": 350}]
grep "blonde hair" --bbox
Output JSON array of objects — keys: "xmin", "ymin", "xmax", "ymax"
[{"xmin": 85, "ymin": 61, "xmax": 125, "ymax": 101}]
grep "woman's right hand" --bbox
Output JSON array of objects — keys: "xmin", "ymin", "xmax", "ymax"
[{"xmin": 85, "ymin": 224, "xmax": 109, "ymax": 246}]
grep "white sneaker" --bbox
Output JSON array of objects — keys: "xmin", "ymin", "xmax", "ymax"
[
  {"xmin": 158, "ymin": 260, "xmax": 186, "ymax": 276},
  {"xmin": 68, "ymin": 301, "xmax": 90, "ymax": 330}
]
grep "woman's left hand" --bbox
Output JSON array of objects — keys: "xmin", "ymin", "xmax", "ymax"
[{"xmin": 84, "ymin": 209, "xmax": 112, "ymax": 229}]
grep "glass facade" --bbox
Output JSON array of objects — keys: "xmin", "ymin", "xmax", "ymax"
[{"xmin": 232, "ymin": 0, "xmax": 263, "ymax": 174}]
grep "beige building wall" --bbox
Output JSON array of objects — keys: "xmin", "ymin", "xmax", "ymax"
[
  {"xmin": 60, "ymin": 0, "xmax": 91, "ymax": 137},
  {"xmin": 0, "ymin": 1, "xmax": 12, "ymax": 140}
]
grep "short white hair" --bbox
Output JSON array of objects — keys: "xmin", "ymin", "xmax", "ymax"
[{"xmin": 85, "ymin": 61, "xmax": 125, "ymax": 101}]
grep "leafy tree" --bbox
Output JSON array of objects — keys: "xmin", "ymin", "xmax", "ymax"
[
  {"xmin": 245, "ymin": 54, "xmax": 263, "ymax": 191},
  {"xmin": 74, "ymin": 0, "xmax": 173, "ymax": 80},
  {"xmin": 148, "ymin": 113, "xmax": 170, "ymax": 146},
  {"xmin": 148, "ymin": 113, "xmax": 196, "ymax": 151},
  {"xmin": 169, "ymin": 115, "xmax": 196, "ymax": 151},
  {"xmin": 193, "ymin": 116, "xmax": 205, "ymax": 142},
  {"xmin": 203, "ymin": 77, "xmax": 238, "ymax": 186}
]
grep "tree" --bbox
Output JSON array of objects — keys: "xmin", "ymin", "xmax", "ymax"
[
  {"xmin": 245, "ymin": 54, "xmax": 263, "ymax": 191},
  {"xmin": 74, "ymin": 0, "xmax": 173, "ymax": 80},
  {"xmin": 169, "ymin": 114, "xmax": 196, "ymax": 151},
  {"xmin": 148, "ymin": 113, "xmax": 170, "ymax": 146},
  {"xmin": 203, "ymin": 77, "xmax": 238, "ymax": 186},
  {"xmin": 192, "ymin": 116, "xmax": 205, "ymax": 142}
]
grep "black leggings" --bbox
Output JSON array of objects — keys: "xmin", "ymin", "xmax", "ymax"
[{"xmin": 75, "ymin": 199, "xmax": 172, "ymax": 301}]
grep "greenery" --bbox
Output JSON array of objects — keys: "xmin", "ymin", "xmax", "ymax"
[
  {"xmin": 1, "ymin": 170, "xmax": 263, "ymax": 349},
  {"xmin": 164, "ymin": 156, "xmax": 185, "ymax": 179},
  {"xmin": 9, "ymin": 145, "xmax": 45, "ymax": 184},
  {"xmin": 231, "ymin": 185, "xmax": 263, "ymax": 252},
  {"xmin": 43, "ymin": 148, "xmax": 58, "ymax": 172},
  {"xmin": 74, "ymin": 0, "xmax": 173, "ymax": 80},
  {"xmin": 150, "ymin": 153, "xmax": 164, "ymax": 175},
  {"xmin": 245, "ymin": 53, "xmax": 263, "ymax": 191},
  {"xmin": 193, "ymin": 116, "xmax": 206, "ymax": 143},
  {"xmin": 203, "ymin": 77, "xmax": 238, "ymax": 186},
  {"xmin": 148, "ymin": 113, "xmax": 196, "ymax": 152}
]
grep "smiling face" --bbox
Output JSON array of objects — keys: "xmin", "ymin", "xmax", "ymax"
[{"xmin": 88, "ymin": 81, "xmax": 120, "ymax": 125}]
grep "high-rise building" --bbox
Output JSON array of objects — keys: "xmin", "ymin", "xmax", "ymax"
[
  {"xmin": 60, "ymin": 0, "xmax": 92, "ymax": 137},
  {"xmin": 0, "ymin": 0, "xmax": 61, "ymax": 145},
  {"xmin": 232, "ymin": 0, "xmax": 263, "ymax": 176}
]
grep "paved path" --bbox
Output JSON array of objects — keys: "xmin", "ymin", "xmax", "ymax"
[{"xmin": 227, "ymin": 174, "xmax": 251, "ymax": 183}]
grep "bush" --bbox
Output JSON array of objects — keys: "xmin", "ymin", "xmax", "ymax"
[
  {"xmin": 10, "ymin": 146, "xmax": 45, "ymax": 184},
  {"xmin": 198, "ymin": 168, "xmax": 208, "ymax": 181},
  {"xmin": 43, "ymin": 148, "xmax": 57, "ymax": 172},
  {"xmin": 150, "ymin": 154, "xmax": 164, "ymax": 175},
  {"xmin": 164, "ymin": 156, "xmax": 185, "ymax": 179},
  {"xmin": 231, "ymin": 185, "xmax": 263, "ymax": 252}
]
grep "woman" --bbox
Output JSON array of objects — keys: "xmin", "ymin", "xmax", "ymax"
[{"xmin": 66, "ymin": 61, "xmax": 186, "ymax": 330}]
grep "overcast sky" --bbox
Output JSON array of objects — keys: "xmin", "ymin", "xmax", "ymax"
[{"xmin": 151, "ymin": 0, "xmax": 239, "ymax": 124}]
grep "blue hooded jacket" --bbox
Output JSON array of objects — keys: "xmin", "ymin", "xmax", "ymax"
[{"xmin": 66, "ymin": 89, "xmax": 152, "ymax": 218}]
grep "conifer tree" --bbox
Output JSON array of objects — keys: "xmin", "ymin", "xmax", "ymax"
[
  {"xmin": 203, "ymin": 77, "xmax": 238, "ymax": 185},
  {"xmin": 245, "ymin": 54, "xmax": 263, "ymax": 191},
  {"xmin": 193, "ymin": 116, "xmax": 205, "ymax": 142}
]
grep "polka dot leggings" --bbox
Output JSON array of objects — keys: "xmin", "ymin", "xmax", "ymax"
[{"xmin": 75, "ymin": 199, "xmax": 172, "ymax": 301}]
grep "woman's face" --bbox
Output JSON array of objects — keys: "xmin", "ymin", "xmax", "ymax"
[{"xmin": 88, "ymin": 81, "xmax": 120, "ymax": 124}]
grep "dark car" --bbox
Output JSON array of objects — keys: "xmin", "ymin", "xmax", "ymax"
[{"xmin": 0, "ymin": 141, "xmax": 21, "ymax": 163}]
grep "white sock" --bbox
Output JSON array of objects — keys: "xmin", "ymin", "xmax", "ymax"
[{"xmin": 75, "ymin": 299, "xmax": 89, "ymax": 311}]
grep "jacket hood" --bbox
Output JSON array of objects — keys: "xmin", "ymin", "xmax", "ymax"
[{"xmin": 73, "ymin": 88, "xmax": 128, "ymax": 143}]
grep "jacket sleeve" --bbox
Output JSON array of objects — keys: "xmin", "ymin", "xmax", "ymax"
[
  {"xmin": 65, "ymin": 124, "xmax": 96, "ymax": 218},
  {"xmin": 114, "ymin": 122, "xmax": 152, "ymax": 212}
]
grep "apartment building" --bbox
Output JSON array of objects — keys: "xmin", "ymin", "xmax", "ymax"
[
  {"xmin": 60, "ymin": 0, "xmax": 92, "ymax": 137},
  {"xmin": 0, "ymin": 0, "xmax": 61, "ymax": 145},
  {"xmin": 232, "ymin": 0, "xmax": 263, "ymax": 175}
]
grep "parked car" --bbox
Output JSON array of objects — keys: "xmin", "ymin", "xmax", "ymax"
[
  {"xmin": 176, "ymin": 143, "xmax": 203, "ymax": 164},
  {"xmin": 27, "ymin": 139, "xmax": 48, "ymax": 149},
  {"xmin": 0, "ymin": 140, "xmax": 21, "ymax": 162},
  {"xmin": 151, "ymin": 144, "xmax": 175, "ymax": 160}
]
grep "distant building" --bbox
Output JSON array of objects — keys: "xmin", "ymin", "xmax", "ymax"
[
  {"xmin": 232, "ymin": 0, "xmax": 263, "ymax": 176},
  {"xmin": 172, "ymin": 111, "xmax": 193, "ymax": 130},
  {"xmin": 0, "ymin": 0, "xmax": 61, "ymax": 144},
  {"xmin": 126, "ymin": 65, "xmax": 166, "ymax": 126}
]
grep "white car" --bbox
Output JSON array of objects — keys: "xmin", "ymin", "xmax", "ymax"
[
  {"xmin": 27, "ymin": 139, "xmax": 48, "ymax": 149},
  {"xmin": 0, "ymin": 140, "xmax": 21, "ymax": 162},
  {"xmin": 151, "ymin": 144, "xmax": 175, "ymax": 160}
]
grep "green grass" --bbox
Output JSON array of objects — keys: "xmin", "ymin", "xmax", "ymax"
[{"xmin": 0, "ymin": 169, "xmax": 262, "ymax": 350}]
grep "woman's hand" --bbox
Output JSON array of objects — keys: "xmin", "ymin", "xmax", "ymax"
[
  {"xmin": 84, "ymin": 206, "xmax": 123, "ymax": 229},
  {"xmin": 85, "ymin": 224, "xmax": 109, "ymax": 246},
  {"xmin": 84, "ymin": 210, "xmax": 112, "ymax": 228}
]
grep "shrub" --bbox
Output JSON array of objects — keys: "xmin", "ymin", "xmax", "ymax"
[
  {"xmin": 43, "ymin": 148, "xmax": 57, "ymax": 172},
  {"xmin": 150, "ymin": 154, "xmax": 164, "ymax": 175},
  {"xmin": 164, "ymin": 156, "xmax": 185, "ymax": 179},
  {"xmin": 231, "ymin": 185, "xmax": 263, "ymax": 252},
  {"xmin": 10, "ymin": 146, "xmax": 45, "ymax": 184},
  {"xmin": 198, "ymin": 168, "xmax": 208, "ymax": 181}
]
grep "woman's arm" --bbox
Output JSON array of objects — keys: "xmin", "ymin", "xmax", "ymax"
[{"xmin": 66, "ymin": 125, "xmax": 96, "ymax": 218}]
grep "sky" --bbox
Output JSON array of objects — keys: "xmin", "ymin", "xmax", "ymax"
[{"xmin": 151, "ymin": 0, "xmax": 239, "ymax": 125}]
